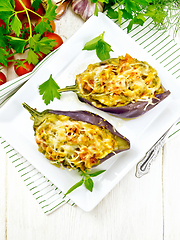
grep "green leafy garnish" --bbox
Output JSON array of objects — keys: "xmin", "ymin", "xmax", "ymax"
[
  {"xmin": 104, "ymin": 0, "xmax": 180, "ymax": 35},
  {"xmin": 0, "ymin": 48, "xmax": 8, "ymax": 67},
  {"xmin": 0, "ymin": 0, "xmax": 57, "ymax": 66},
  {"xmin": 39, "ymin": 74, "xmax": 61, "ymax": 105},
  {"xmin": 65, "ymin": 169, "xmax": 106, "ymax": 196},
  {"xmin": 82, "ymin": 31, "xmax": 113, "ymax": 61}
]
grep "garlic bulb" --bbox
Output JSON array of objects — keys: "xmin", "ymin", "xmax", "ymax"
[{"xmin": 71, "ymin": 0, "xmax": 104, "ymax": 21}]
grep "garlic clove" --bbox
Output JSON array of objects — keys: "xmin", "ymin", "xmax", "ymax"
[
  {"xmin": 71, "ymin": 0, "xmax": 104, "ymax": 21},
  {"xmin": 55, "ymin": 0, "xmax": 72, "ymax": 20}
]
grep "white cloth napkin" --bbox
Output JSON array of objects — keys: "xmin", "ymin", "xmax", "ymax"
[{"xmin": 1, "ymin": 16, "xmax": 180, "ymax": 214}]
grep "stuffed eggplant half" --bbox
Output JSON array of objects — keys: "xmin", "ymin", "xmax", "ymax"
[
  {"xmin": 23, "ymin": 103, "xmax": 130, "ymax": 171},
  {"xmin": 59, "ymin": 54, "xmax": 170, "ymax": 118}
]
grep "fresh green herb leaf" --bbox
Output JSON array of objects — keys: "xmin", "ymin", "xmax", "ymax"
[
  {"xmin": 84, "ymin": 177, "xmax": 94, "ymax": 192},
  {"xmin": 96, "ymin": 39, "xmax": 113, "ymax": 61},
  {"xmin": 27, "ymin": 34, "xmax": 56, "ymax": 64},
  {"xmin": 107, "ymin": 8, "xmax": 118, "ymax": 19},
  {"xmin": 44, "ymin": 0, "xmax": 57, "ymax": 21},
  {"xmin": 65, "ymin": 179, "xmax": 84, "ymax": 196},
  {"xmin": 34, "ymin": 19, "xmax": 53, "ymax": 35},
  {"xmin": 39, "ymin": 74, "xmax": 61, "ymax": 105},
  {"xmin": 31, "ymin": 0, "xmax": 42, "ymax": 10},
  {"xmin": 121, "ymin": 9, "xmax": 133, "ymax": 20},
  {"xmin": 0, "ymin": 29, "xmax": 8, "ymax": 49},
  {"xmin": 65, "ymin": 169, "xmax": 106, "ymax": 195},
  {"xmin": 0, "ymin": 48, "xmax": 8, "ymax": 66},
  {"xmin": 9, "ymin": 15, "xmax": 22, "ymax": 37},
  {"xmin": 7, "ymin": 36, "xmax": 27, "ymax": 53},
  {"xmin": 94, "ymin": 3, "xmax": 99, "ymax": 17},
  {"xmin": 0, "ymin": 0, "xmax": 14, "ymax": 11},
  {"xmin": 27, "ymin": 48, "xmax": 39, "ymax": 65},
  {"xmin": 83, "ymin": 31, "xmax": 113, "ymax": 61},
  {"xmin": 83, "ymin": 31, "xmax": 105, "ymax": 51},
  {"xmin": 28, "ymin": 34, "xmax": 41, "ymax": 49},
  {"xmin": 88, "ymin": 170, "xmax": 106, "ymax": 177},
  {"xmin": 37, "ymin": 36, "xmax": 56, "ymax": 53},
  {"xmin": 118, "ymin": 9, "xmax": 123, "ymax": 26}
]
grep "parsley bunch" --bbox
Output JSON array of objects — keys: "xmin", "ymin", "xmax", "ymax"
[
  {"xmin": 103, "ymin": 0, "xmax": 180, "ymax": 34},
  {"xmin": 0, "ymin": 0, "xmax": 57, "ymax": 67}
]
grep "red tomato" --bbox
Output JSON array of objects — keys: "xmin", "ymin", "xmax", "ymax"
[
  {"xmin": 17, "ymin": 13, "xmax": 25, "ymax": 22},
  {"xmin": 14, "ymin": 0, "xmax": 31, "ymax": 11},
  {"xmin": 9, "ymin": 32, "xmax": 16, "ymax": 37},
  {"xmin": 0, "ymin": 72, "xmax": 7, "ymax": 85},
  {"xmin": 36, "ymin": 51, "xmax": 46, "ymax": 61},
  {"xmin": 0, "ymin": 19, "xmax": 6, "ymax": 29},
  {"xmin": 45, "ymin": 33, "xmax": 63, "ymax": 50},
  {"xmin": 50, "ymin": 20, "xmax": 56, "ymax": 32},
  {"xmin": 14, "ymin": 59, "xmax": 35, "ymax": 76},
  {"xmin": 0, "ymin": 48, "xmax": 14, "ymax": 67},
  {"xmin": 29, "ymin": 4, "xmax": 44, "ymax": 20}
]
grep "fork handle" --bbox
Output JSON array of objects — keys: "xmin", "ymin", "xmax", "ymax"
[{"xmin": 135, "ymin": 137, "xmax": 166, "ymax": 178}]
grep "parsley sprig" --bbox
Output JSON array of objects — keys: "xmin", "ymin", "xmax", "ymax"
[
  {"xmin": 0, "ymin": 0, "xmax": 57, "ymax": 66},
  {"xmin": 65, "ymin": 169, "xmax": 106, "ymax": 196},
  {"xmin": 83, "ymin": 31, "xmax": 113, "ymax": 61},
  {"xmin": 39, "ymin": 74, "xmax": 61, "ymax": 105}
]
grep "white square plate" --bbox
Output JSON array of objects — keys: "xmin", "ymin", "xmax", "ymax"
[{"xmin": 0, "ymin": 13, "xmax": 180, "ymax": 211}]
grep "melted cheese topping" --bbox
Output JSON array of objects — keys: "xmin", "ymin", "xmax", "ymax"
[
  {"xmin": 76, "ymin": 54, "xmax": 164, "ymax": 108},
  {"xmin": 35, "ymin": 114, "xmax": 122, "ymax": 171}
]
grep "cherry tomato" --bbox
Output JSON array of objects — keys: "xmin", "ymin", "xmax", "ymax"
[
  {"xmin": 0, "ymin": 19, "xmax": 6, "ymax": 29},
  {"xmin": 45, "ymin": 33, "xmax": 63, "ymax": 50},
  {"xmin": 0, "ymin": 48, "xmax": 14, "ymax": 67},
  {"xmin": 29, "ymin": 4, "xmax": 44, "ymax": 20},
  {"xmin": 14, "ymin": 0, "xmax": 31, "ymax": 11},
  {"xmin": 17, "ymin": 13, "xmax": 25, "ymax": 22},
  {"xmin": 0, "ymin": 72, "xmax": 7, "ymax": 85},
  {"xmin": 14, "ymin": 59, "xmax": 35, "ymax": 76},
  {"xmin": 36, "ymin": 52, "xmax": 46, "ymax": 61},
  {"xmin": 9, "ymin": 32, "xmax": 16, "ymax": 37}
]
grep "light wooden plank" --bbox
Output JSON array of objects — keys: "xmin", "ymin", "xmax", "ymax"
[
  {"xmin": 5, "ymin": 151, "xmax": 163, "ymax": 240},
  {"xmin": 163, "ymin": 135, "xmax": 180, "ymax": 240},
  {"xmin": 0, "ymin": 145, "xmax": 6, "ymax": 240}
]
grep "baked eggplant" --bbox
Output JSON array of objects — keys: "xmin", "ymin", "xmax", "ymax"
[
  {"xmin": 59, "ymin": 54, "xmax": 170, "ymax": 118},
  {"xmin": 22, "ymin": 103, "xmax": 130, "ymax": 171}
]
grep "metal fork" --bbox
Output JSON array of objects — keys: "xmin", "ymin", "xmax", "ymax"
[{"xmin": 135, "ymin": 126, "xmax": 173, "ymax": 178}]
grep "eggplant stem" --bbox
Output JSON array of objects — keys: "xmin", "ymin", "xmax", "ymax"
[
  {"xmin": 22, "ymin": 102, "xmax": 42, "ymax": 119},
  {"xmin": 58, "ymin": 84, "xmax": 79, "ymax": 93}
]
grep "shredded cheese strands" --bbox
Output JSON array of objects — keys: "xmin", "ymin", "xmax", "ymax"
[
  {"xmin": 76, "ymin": 55, "xmax": 164, "ymax": 108},
  {"xmin": 35, "ymin": 114, "xmax": 118, "ymax": 171}
]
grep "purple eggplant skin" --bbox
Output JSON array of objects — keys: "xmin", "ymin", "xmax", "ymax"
[
  {"xmin": 22, "ymin": 103, "xmax": 130, "ymax": 168},
  {"xmin": 78, "ymin": 90, "xmax": 171, "ymax": 118}
]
